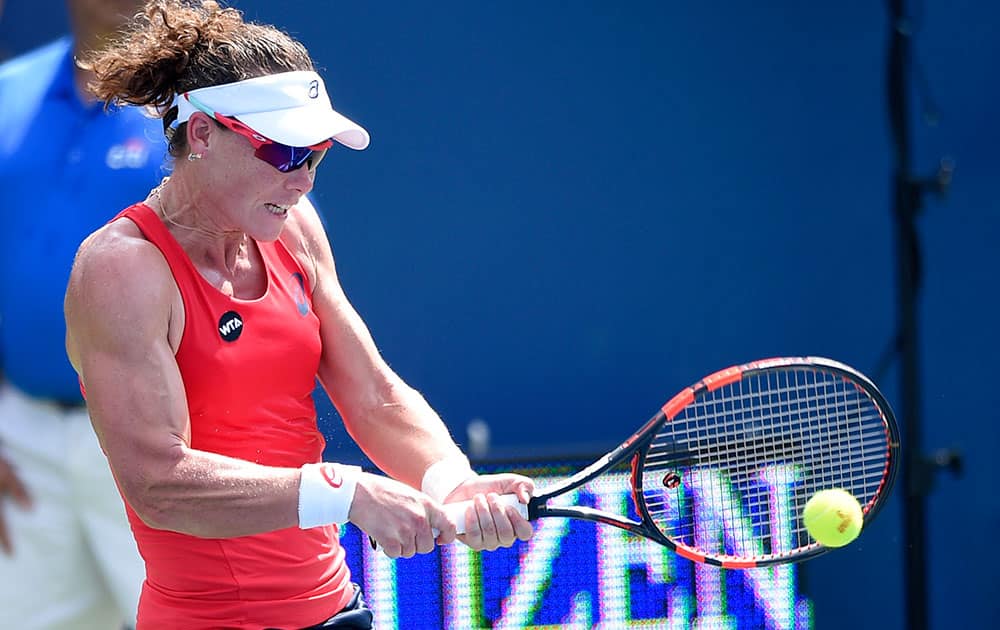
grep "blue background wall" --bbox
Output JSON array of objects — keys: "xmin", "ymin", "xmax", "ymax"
[{"xmin": 3, "ymin": 1, "xmax": 997, "ymax": 628}]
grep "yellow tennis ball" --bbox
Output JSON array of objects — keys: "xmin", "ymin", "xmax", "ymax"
[{"xmin": 803, "ymin": 489, "xmax": 864, "ymax": 547}]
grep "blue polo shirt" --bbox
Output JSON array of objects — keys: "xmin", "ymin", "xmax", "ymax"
[{"xmin": 0, "ymin": 37, "xmax": 169, "ymax": 402}]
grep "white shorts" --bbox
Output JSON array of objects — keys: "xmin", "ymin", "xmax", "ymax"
[{"xmin": 0, "ymin": 384, "xmax": 143, "ymax": 629}]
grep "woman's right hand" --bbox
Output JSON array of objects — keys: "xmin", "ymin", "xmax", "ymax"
[{"xmin": 348, "ymin": 473, "xmax": 457, "ymax": 558}]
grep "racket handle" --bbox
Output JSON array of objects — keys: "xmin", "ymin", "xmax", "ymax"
[
  {"xmin": 439, "ymin": 493, "xmax": 528, "ymax": 535},
  {"xmin": 368, "ymin": 494, "xmax": 529, "ymax": 550}
]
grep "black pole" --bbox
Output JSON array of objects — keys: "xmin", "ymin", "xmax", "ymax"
[{"xmin": 886, "ymin": 2, "xmax": 928, "ymax": 628}]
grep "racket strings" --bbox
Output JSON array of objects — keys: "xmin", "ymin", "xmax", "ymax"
[{"xmin": 639, "ymin": 366, "xmax": 891, "ymax": 561}]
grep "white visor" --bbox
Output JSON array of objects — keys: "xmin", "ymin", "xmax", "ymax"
[{"xmin": 174, "ymin": 71, "xmax": 370, "ymax": 150}]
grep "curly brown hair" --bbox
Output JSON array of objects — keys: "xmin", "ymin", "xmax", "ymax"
[{"xmin": 80, "ymin": 0, "xmax": 315, "ymax": 157}]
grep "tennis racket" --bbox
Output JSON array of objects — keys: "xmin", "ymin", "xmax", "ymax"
[{"xmin": 444, "ymin": 356, "xmax": 899, "ymax": 568}]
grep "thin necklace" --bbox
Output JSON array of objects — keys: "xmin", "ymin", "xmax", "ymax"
[{"xmin": 149, "ymin": 177, "xmax": 238, "ymax": 242}]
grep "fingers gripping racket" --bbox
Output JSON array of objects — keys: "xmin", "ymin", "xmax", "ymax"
[{"xmin": 446, "ymin": 356, "xmax": 899, "ymax": 568}]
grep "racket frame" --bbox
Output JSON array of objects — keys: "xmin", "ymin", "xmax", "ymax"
[{"xmin": 524, "ymin": 356, "xmax": 901, "ymax": 568}]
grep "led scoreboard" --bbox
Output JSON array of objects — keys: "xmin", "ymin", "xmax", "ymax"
[{"xmin": 338, "ymin": 459, "xmax": 814, "ymax": 629}]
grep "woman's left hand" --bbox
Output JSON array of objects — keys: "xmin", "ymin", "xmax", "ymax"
[{"xmin": 443, "ymin": 474, "xmax": 535, "ymax": 551}]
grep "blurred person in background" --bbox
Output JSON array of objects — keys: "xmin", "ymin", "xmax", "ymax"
[{"xmin": 0, "ymin": 1, "xmax": 164, "ymax": 628}]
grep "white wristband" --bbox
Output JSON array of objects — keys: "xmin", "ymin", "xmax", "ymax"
[
  {"xmin": 421, "ymin": 454, "xmax": 476, "ymax": 503},
  {"xmin": 298, "ymin": 463, "xmax": 362, "ymax": 528}
]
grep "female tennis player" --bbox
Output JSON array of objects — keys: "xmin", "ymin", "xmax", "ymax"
[{"xmin": 63, "ymin": 2, "xmax": 532, "ymax": 628}]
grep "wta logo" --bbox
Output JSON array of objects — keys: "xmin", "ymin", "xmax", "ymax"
[
  {"xmin": 320, "ymin": 464, "xmax": 343, "ymax": 488},
  {"xmin": 218, "ymin": 310, "xmax": 244, "ymax": 342}
]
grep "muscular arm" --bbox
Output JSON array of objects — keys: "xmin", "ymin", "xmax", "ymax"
[
  {"xmin": 288, "ymin": 200, "xmax": 464, "ymax": 489},
  {"xmin": 65, "ymin": 222, "xmax": 301, "ymax": 538},
  {"xmin": 289, "ymin": 202, "xmax": 534, "ymax": 551}
]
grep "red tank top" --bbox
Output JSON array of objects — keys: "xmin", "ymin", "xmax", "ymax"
[{"xmin": 115, "ymin": 204, "xmax": 353, "ymax": 629}]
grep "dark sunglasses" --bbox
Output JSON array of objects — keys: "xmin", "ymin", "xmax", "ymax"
[{"xmin": 184, "ymin": 93, "xmax": 334, "ymax": 173}]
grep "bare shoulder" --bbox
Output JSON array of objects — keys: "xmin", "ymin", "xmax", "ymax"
[
  {"xmin": 279, "ymin": 196, "xmax": 337, "ymax": 292},
  {"xmin": 68, "ymin": 218, "xmax": 174, "ymax": 309},
  {"xmin": 65, "ymin": 218, "xmax": 178, "ymax": 361}
]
